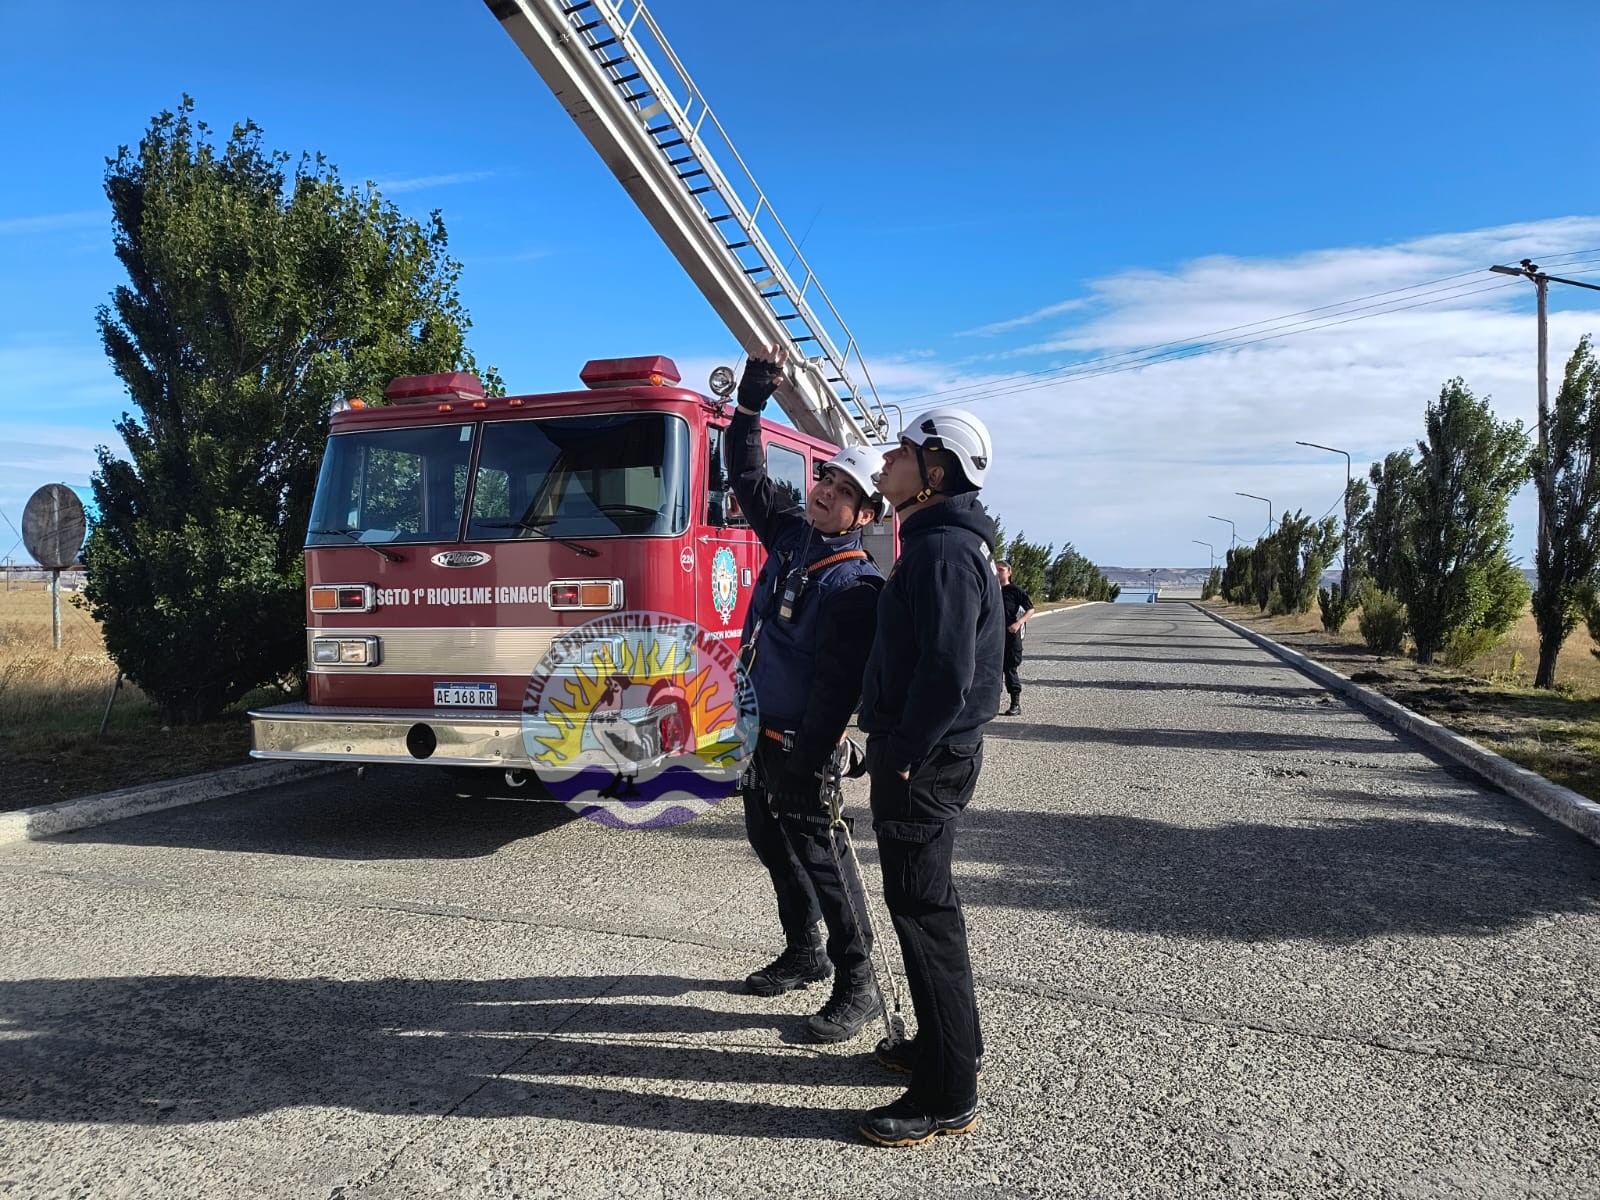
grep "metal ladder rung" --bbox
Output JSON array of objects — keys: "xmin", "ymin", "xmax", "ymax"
[
  {"xmin": 676, "ymin": 168, "xmax": 707, "ymax": 180},
  {"xmin": 759, "ymin": 290, "xmax": 784, "ymax": 299},
  {"xmin": 588, "ymin": 37, "xmax": 618, "ymax": 50},
  {"xmin": 708, "ymin": 214, "xmax": 736, "ymax": 223},
  {"xmin": 687, "ymin": 186, "xmax": 716, "ymax": 196},
  {"xmin": 620, "ymin": 90, "xmax": 653, "ymax": 105},
  {"xmin": 723, "ymin": 241, "xmax": 750, "ymax": 250},
  {"xmin": 666, "ymin": 155, "xmax": 697, "ymax": 167},
  {"xmin": 653, "ymin": 136, "xmax": 686, "ymax": 149},
  {"xmin": 572, "ymin": 18, "xmax": 607, "ymax": 33},
  {"xmin": 791, "ymin": 335, "xmax": 818, "ymax": 343},
  {"xmin": 776, "ymin": 313, "xmax": 805, "ymax": 321},
  {"xmin": 609, "ymin": 72, "xmax": 643, "ymax": 86},
  {"xmin": 560, "ymin": 1, "xmax": 595, "ymax": 13},
  {"xmin": 597, "ymin": 56, "xmax": 630, "ymax": 69}
]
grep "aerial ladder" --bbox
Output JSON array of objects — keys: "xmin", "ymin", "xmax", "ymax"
[{"xmin": 483, "ymin": 0, "xmax": 891, "ymax": 450}]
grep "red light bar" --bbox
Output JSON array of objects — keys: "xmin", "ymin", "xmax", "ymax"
[
  {"xmin": 383, "ymin": 372, "xmax": 486, "ymax": 404},
  {"xmin": 579, "ymin": 356, "xmax": 682, "ymax": 389}
]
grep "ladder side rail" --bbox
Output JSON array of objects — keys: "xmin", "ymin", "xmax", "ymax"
[
  {"xmin": 589, "ymin": 0, "xmax": 891, "ymax": 442},
  {"xmin": 491, "ymin": 0, "xmax": 856, "ymax": 441}
]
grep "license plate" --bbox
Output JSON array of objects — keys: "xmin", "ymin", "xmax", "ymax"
[{"xmin": 434, "ymin": 683, "xmax": 497, "ymax": 707}]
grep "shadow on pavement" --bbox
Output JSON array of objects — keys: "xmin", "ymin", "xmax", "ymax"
[
  {"xmin": 0, "ymin": 972, "xmax": 878, "ymax": 1138},
  {"xmin": 984, "ymin": 720, "xmax": 1409, "ymax": 756},
  {"xmin": 952, "ymin": 802, "xmax": 1600, "ymax": 938},
  {"xmin": 57, "ymin": 768, "xmax": 584, "ymax": 860},
  {"xmin": 1024, "ymin": 654, "xmax": 1281, "ymax": 668},
  {"xmin": 1028, "ymin": 678, "xmax": 1326, "ymax": 700}
]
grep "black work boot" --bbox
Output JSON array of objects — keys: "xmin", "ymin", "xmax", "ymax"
[
  {"xmin": 858, "ymin": 1092, "xmax": 980, "ymax": 1147},
  {"xmin": 1003, "ymin": 693, "xmax": 1022, "ymax": 717},
  {"xmin": 874, "ymin": 1035, "xmax": 985, "ymax": 1079},
  {"xmin": 745, "ymin": 927, "xmax": 830, "ymax": 997},
  {"xmin": 805, "ymin": 965, "xmax": 883, "ymax": 1043}
]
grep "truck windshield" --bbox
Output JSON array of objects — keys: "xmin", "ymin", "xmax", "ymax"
[
  {"xmin": 307, "ymin": 422, "xmax": 475, "ymax": 546},
  {"xmin": 466, "ymin": 413, "xmax": 690, "ymax": 540}
]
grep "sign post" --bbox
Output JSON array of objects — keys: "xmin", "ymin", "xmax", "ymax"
[{"xmin": 22, "ymin": 484, "xmax": 88, "ymax": 651}]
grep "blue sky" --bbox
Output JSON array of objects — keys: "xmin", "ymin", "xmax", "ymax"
[{"xmin": 3, "ymin": 0, "xmax": 1599, "ymax": 567}]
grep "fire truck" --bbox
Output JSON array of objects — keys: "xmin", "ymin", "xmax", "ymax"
[{"xmin": 250, "ymin": 0, "xmax": 896, "ymax": 796}]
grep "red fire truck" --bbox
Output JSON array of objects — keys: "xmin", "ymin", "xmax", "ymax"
[
  {"xmin": 249, "ymin": 357, "xmax": 892, "ymax": 794},
  {"xmin": 252, "ymin": 0, "xmax": 900, "ymax": 795}
]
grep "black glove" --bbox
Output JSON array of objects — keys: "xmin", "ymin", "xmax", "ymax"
[
  {"xmin": 770, "ymin": 755, "xmax": 827, "ymax": 818},
  {"xmin": 737, "ymin": 355, "xmax": 784, "ymax": 412}
]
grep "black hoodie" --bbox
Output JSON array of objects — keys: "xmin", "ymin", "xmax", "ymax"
[{"xmin": 858, "ymin": 493, "xmax": 1004, "ymax": 772}]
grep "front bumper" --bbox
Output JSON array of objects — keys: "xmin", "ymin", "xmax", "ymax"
[{"xmin": 249, "ymin": 702, "xmax": 535, "ymax": 768}]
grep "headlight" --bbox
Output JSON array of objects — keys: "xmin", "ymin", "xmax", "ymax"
[{"xmin": 312, "ymin": 636, "xmax": 381, "ymax": 666}]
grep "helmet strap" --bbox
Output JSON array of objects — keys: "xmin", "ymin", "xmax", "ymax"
[{"xmin": 896, "ymin": 442, "xmax": 943, "ymax": 513}]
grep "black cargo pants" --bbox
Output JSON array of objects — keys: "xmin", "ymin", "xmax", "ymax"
[
  {"xmin": 1003, "ymin": 631, "xmax": 1024, "ymax": 698},
  {"xmin": 742, "ymin": 740, "xmax": 873, "ymax": 973},
  {"xmin": 865, "ymin": 735, "xmax": 985, "ymax": 1113}
]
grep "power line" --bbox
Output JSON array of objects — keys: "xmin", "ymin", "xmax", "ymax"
[
  {"xmin": 927, "ymin": 279, "xmax": 1523, "ymax": 405},
  {"xmin": 901, "ymin": 247, "xmax": 1600, "ymax": 408}
]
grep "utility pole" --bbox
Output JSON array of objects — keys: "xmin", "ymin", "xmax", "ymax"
[
  {"xmin": 1296, "ymin": 440, "xmax": 1353, "ymax": 597},
  {"xmin": 1490, "ymin": 259, "xmax": 1600, "ymax": 686}
]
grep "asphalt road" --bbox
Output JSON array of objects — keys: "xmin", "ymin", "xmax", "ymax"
[{"xmin": 2, "ymin": 602, "xmax": 1597, "ymax": 1199}]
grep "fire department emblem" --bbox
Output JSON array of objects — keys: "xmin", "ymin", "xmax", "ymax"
[
  {"xmin": 710, "ymin": 547, "xmax": 739, "ymax": 625},
  {"xmin": 521, "ymin": 611, "xmax": 759, "ymax": 829}
]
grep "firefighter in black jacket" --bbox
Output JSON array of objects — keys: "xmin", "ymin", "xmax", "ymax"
[
  {"xmin": 854, "ymin": 405, "xmax": 1003, "ymax": 1148},
  {"xmin": 728, "ymin": 345, "xmax": 889, "ymax": 1043}
]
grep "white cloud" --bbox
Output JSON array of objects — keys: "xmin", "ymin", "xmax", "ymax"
[
  {"xmin": 957, "ymin": 298, "xmax": 1092, "ymax": 338},
  {"xmin": 0, "ymin": 210, "xmax": 102, "ymax": 236},
  {"xmin": 863, "ymin": 217, "xmax": 1600, "ymax": 567},
  {"xmin": 368, "ymin": 170, "xmax": 496, "ymax": 194}
]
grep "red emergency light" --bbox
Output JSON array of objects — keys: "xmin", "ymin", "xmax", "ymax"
[
  {"xmin": 579, "ymin": 356, "xmax": 681, "ymax": 389},
  {"xmin": 383, "ymin": 372, "xmax": 486, "ymax": 404}
]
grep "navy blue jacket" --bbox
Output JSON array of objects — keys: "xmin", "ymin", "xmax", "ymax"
[
  {"xmin": 859, "ymin": 493, "xmax": 1004, "ymax": 772},
  {"xmin": 726, "ymin": 409, "xmax": 882, "ymax": 770}
]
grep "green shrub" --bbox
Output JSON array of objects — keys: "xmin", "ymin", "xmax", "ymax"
[
  {"xmin": 1357, "ymin": 586, "xmax": 1408, "ymax": 656},
  {"xmin": 1318, "ymin": 586, "xmax": 1354, "ymax": 634},
  {"xmin": 1266, "ymin": 586, "xmax": 1289, "ymax": 616},
  {"xmin": 1440, "ymin": 625, "xmax": 1501, "ymax": 667}
]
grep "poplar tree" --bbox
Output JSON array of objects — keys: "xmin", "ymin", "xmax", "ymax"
[{"xmin": 83, "ymin": 98, "xmax": 490, "ymax": 721}]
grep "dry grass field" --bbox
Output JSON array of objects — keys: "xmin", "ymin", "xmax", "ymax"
[
  {"xmin": 0, "ymin": 585, "xmax": 253, "ymax": 810},
  {"xmin": 1212, "ymin": 599, "xmax": 1600, "ymax": 803}
]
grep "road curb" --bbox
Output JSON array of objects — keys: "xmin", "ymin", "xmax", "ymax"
[
  {"xmin": 1033, "ymin": 601, "xmax": 1100, "ymax": 619},
  {"xmin": 0, "ymin": 760, "xmax": 342, "ymax": 845},
  {"xmin": 1193, "ymin": 603, "xmax": 1600, "ymax": 847}
]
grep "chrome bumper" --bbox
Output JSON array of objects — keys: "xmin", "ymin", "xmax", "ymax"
[{"xmin": 249, "ymin": 702, "xmax": 535, "ymax": 768}]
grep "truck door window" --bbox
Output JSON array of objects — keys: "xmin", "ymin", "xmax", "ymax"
[
  {"xmin": 767, "ymin": 442, "xmax": 807, "ymax": 509},
  {"xmin": 308, "ymin": 423, "xmax": 474, "ymax": 546}
]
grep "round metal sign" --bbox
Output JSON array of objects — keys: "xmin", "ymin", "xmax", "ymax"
[{"xmin": 22, "ymin": 484, "xmax": 88, "ymax": 570}]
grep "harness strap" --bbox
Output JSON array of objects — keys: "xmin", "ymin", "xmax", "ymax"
[{"xmin": 805, "ymin": 547, "xmax": 868, "ymax": 573}]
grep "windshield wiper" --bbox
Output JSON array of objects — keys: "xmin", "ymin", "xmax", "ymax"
[
  {"xmin": 476, "ymin": 518, "xmax": 599, "ymax": 558},
  {"xmin": 309, "ymin": 528, "xmax": 404, "ymax": 563}
]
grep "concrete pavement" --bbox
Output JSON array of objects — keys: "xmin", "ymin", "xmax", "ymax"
[{"xmin": 1, "ymin": 601, "xmax": 1596, "ymax": 1198}]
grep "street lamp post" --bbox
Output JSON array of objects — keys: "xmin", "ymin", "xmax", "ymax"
[
  {"xmin": 1207, "ymin": 514, "xmax": 1236, "ymax": 547},
  {"xmin": 1489, "ymin": 260, "xmax": 1600, "ymax": 686},
  {"xmin": 1236, "ymin": 492, "xmax": 1273, "ymax": 537},
  {"xmin": 1192, "ymin": 538, "xmax": 1215, "ymax": 575},
  {"xmin": 1296, "ymin": 440, "xmax": 1353, "ymax": 598}
]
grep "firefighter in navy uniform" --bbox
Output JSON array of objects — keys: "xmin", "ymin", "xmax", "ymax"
[
  {"xmin": 996, "ymin": 561, "xmax": 1036, "ymax": 715},
  {"xmin": 728, "ymin": 345, "xmax": 889, "ymax": 1043},
  {"xmin": 855, "ymin": 406, "xmax": 1004, "ymax": 1147}
]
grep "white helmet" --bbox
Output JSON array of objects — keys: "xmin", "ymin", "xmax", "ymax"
[
  {"xmin": 818, "ymin": 443, "xmax": 891, "ymax": 522},
  {"xmin": 901, "ymin": 407, "xmax": 993, "ymax": 489}
]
